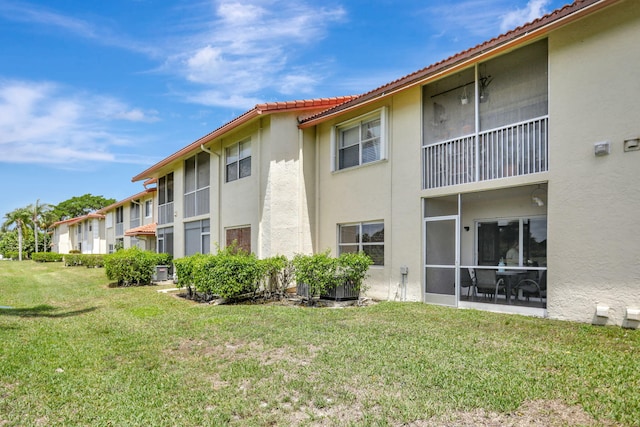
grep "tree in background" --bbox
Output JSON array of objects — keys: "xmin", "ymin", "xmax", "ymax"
[
  {"xmin": 28, "ymin": 200, "xmax": 52, "ymax": 253},
  {"xmin": 52, "ymin": 194, "xmax": 116, "ymax": 221},
  {"xmin": 39, "ymin": 210, "xmax": 58, "ymax": 252},
  {"xmin": 2, "ymin": 208, "xmax": 32, "ymax": 261}
]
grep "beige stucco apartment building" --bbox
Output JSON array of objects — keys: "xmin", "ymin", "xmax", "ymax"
[
  {"xmin": 131, "ymin": 98, "xmax": 355, "ymax": 260},
  {"xmin": 130, "ymin": 0, "xmax": 638, "ymax": 327},
  {"xmin": 97, "ymin": 188, "xmax": 157, "ymax": 253},
  {"xmin": 298, "ymin": 0, "xmax": 640, "ymax": 327}
]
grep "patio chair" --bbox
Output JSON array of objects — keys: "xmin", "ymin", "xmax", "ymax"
[
  {"xmin": 474, "ymin": 269, "xmax": 505, "ymax": 303},
  {"xmin": 515, "ymin": 270, "xmax": 547, "ymax": 302},
  {"xmin": 459, "ymin": 268, "xmax": 476, "ymax": 299}
]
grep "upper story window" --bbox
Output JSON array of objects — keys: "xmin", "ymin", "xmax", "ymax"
[
  {"xmin": 225, "ymin": 139, "xmax": 251, "ymax": 182},
  {"xmin": 184, "ymin": 152, "xmax": 210, "ymax": 217},
  {"xmin": 158, "ymin": 172, "xmax": 174, "ymax": 225},
  {"xmin": 144, "ymin": 200, "xmax": 152, "ymax": 218},
  {"xmin": 158, "ymin": 173, "xmax": 174, "ymax": 205},
  {"xmin": 332, "ymin": 107, "xmax": 387, "ymax": 171},
  {"xmin": 115, "ymin": 206, "xmax": 124, "ymax": 225}
]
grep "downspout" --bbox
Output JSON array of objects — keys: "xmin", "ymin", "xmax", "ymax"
[
  {"xmin": 314, "ymin": 128, "xmax": 320, "ymax": 254},
  {"xmin": 257, "ymin": 120, "xmax": 263, "ymax": 258},
  {"xmin": 298, "ymin": 128, "xmax": 304, "ymax": 253},
  {"xmin": 200, "ymin": 144, "xmax": 221, "ymax": 252}
]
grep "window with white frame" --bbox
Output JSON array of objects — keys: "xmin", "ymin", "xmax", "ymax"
[
  {"xmin": 333, "ymin": 108, "xmax": 386, "ymax": 171},
  {"xmin": 184, "ymin": 151, "xmax": 210, "ymax": 217},
  {"xmin": 144, "ymin": 200, "xmax": 152, "ymax": 218},
  {"xmin": 158, "ymin": 173, "xmax": 174, "ymax": 225},
  {"xmin": 225, "ymin": 139, "xmax": 251, "ymax": 182},
  {"xmin": 338, "ymin": 221, "xmax": 384, "ymax": 266},
  {"xmin": 185, "ymin": 219, "xmax": 210, "ymax": 256}
]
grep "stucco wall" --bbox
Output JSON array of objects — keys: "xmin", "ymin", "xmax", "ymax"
[{"xmin": 547, "ymin": 0, "xmax": 640, "ymax": 327}]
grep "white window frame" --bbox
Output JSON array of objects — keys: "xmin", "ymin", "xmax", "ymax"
[
  {"xmin": 144, "ymin": 200, "xmax": 152, "ymax": 218},
  {"xmin": 337, "ymin": 221, "xmax": 385, "ymax": 266},
  {"xmin": 225, "ymin": 139, "xmax": 251, "ymax": 182},
  {"xmin": 331, "ymin": 107, "xmax": 387, "ymax": 172}
]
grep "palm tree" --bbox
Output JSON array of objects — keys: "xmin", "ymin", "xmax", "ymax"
[
  {"xmin": 39, "ymin": 210, "xmax": 58, "ymax": 253},
  {"xmin": 28, "ymin": 200, "xmax": 52, "ymax": 253},
  {"xmin": 2, "ymin": 208, "xmax": 32, "ymax": 261}
]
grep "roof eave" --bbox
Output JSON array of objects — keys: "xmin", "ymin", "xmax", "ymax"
[{"xmin": 299, "ymin": 0, "xmax": 620, "ymax": 128}]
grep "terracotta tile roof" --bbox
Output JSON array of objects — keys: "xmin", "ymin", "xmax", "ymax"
[
  {"xmin": 125, "ymin": 222, "xmax": 157, "ymax": 237},
  {"xmin": 96, "ymin": 188, "xmax": 157, "ymax": 214},
  {"xmin": 131, "ymin": 96, "xmax": 358, "ymax": 182},
  {"xmin": 65, "ymin": 213, "xmax": 106, "ymax": 226},
  {"xmin": 299, "ymin": 0, "xmax": 620, "ymax": 127}
]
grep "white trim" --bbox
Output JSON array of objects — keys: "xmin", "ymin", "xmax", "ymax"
[{"xmin": 332, "ymin": 106, "xmax": 388, "ymax": 171}]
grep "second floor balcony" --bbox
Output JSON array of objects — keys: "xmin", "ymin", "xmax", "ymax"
[{"xmin": 423, "ymin": 116, "xmax": 548, "ymax": 189}]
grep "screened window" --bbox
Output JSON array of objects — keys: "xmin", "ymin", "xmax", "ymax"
[
  {"xmin": 226, "ymin": 139, "xmax": 251, "ymax": 182},
  {"xmin": 184, "ymin": 152, "xmax": 210, "ymax": 218},
  {"xmin": 185, "ymin": 219, "xmax": 210, "ymax": 256},
  {"xmin": 335, "ymin": 110, "xmax": 385, "ymax": 170},
  {"xmin": 226, "ymin": 226, "xmax": 251, "ymax": 254},
  {"xmin": 338, "ymin": 221, "xmax": 384, "ymax": 266},
  {"xmin": 144, "ymin": 200, "xmax": 152, "ymax": 218},
  {"xmin": 157, "ymin": 226, "xmax": 174, "ymax": 257},
  {"xmin": 158, "ymin": 173, "xmax": 174, "ymax": 225},
  {"xmin": 130, "ymin": 201, "xmax": 140, "ymax": 228}
]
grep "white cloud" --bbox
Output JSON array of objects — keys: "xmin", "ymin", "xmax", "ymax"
[
  {"xmin": 0, "ymin": 1, "xmax": 160, "ymax": 56},
  {"xmin": 0, "ymin": 80, "xmax": 158, "ymax": 165},
  {"xmin": 425, "ymin": 0, "xmax": 552, "ymax": 42},
  {"xmin": 500, "ymin": 0, "xmax": 551, "ymax": 33},
  {"xmin": 164, "ymin": 0, "xmax": 346, "ymax": 105}
]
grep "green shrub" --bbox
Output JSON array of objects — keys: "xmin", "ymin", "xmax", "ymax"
[
  {"xmin": 104, "ymin": 248, "xmax": 159, "ymax": 286},
  {"xmin": 292, "ymin": 250, "xmax": 373, "ymax": 297},
  {"xmin": 31, "ymin": 252, "xmax": 64, "ymax": 263},
  {"xmin": 81, "ymin": 254, "xmax": 105, "ymax": 268},
  {"xmin": 64, "ymin": 254, "xmax": 82, "ymax": 266},
  {"xmin": 261, "ymin": 255, "xmax": 293, "ymax": 295},
  {"xmin": 4, "ymin": 251, "xmax": 29, "ymax": 260},
  {"xmin": 336, "ymin": 251, "xmax": 373, "ymax": 292},
  {"xmin": 174, "ymin": 253, "xmax": 209, "ymax": 290},
  {"xmin": 292, "ymin": 250, "xmax": 340, "ymax": 298},
  {"xmin": 174, "ymin": 247, "xmax": 265, "ymax": 299}
]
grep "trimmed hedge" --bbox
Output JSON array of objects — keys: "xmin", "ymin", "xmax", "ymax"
[
  {"xmin": 32, "ymin": 252, "xmax": 64, "ymax": 263},
  {"xmin": 292, "ymin": 251, "xmax": 372, "ymax": 298},
  {"xmin": 63, "ymin": 254, "xmax": 105, "ymax": 268},
  {"xmin": 3, "ymin": 251, "xmax": 29, "ymax": 260},
  {"xmin": 104, "ymin": 248, "xmax": 172, "ymax": 287},
  {"xmin": 174, "ymin": 247, "xmax": 269, "ymax": 299}
]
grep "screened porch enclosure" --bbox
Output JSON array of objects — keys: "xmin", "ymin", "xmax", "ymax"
[
  {"xmin": 422, "ymin": 40, "xmax": 548, "ymax": 189},
  {"xmin": 423, "ymin": 187, "xmax": 548, "ymax": 312}
]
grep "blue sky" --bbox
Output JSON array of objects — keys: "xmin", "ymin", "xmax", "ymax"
[{"xmin": 0, "ymin": 0, "xmax": 568, "ymax": 221}]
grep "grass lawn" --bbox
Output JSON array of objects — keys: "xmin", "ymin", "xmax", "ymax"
[{"xmin": 0, "ymin": 261, "xmax": 638, "ymax": 426}]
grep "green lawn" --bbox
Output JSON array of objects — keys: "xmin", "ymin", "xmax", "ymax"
[{"xmin": 0, "ymin": 261, "xmax": 638, "ymax": 426}]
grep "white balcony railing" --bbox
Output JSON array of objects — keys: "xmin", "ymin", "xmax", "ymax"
[{"xmin": 423, "ymin": 116, "xmax": 548, "ymax": 189}]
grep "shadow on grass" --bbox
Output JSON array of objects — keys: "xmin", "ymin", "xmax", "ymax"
[{"xmin": 0, "ymin": 304, "xmax": 98, "ymax": 318}]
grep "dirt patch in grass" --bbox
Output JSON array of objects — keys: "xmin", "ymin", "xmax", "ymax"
[
  {"xmin": 283, "ymin": 399, "xmax": 616, "ymax": 426},
  {"xmin": 423, "ymin": 399, "xmax": 618, "ymax": 426}
]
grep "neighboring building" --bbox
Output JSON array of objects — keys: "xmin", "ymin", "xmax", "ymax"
[
  {"xmin": 50, "ymin": 217, "xmax": 76, "ymax": 254},
  {"xmin": 131, "ymin": 97, "xmax": 356, "ymax": 259},
  {"xmin": 97, "ymin": 187, "xmax": 157, "ymax": 253},
  {"xmin": 298, "ymin": 0, "xmax": 640, "ymax": 327},
  {"xmin": 50, "ymin": 213, "xmax": 106, "ymax": 254},
  {"xmin": 129, "ymin": 0, "xmax": 639, "ymax": 327}
]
